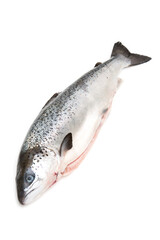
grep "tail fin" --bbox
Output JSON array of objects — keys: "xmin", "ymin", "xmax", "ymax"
[{"xmin": 111, "ymin": 42, "xmax": 151, "ymax": 67}]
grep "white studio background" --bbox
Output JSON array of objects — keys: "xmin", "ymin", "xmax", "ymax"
[{"xmin": 0, "ymin": 1, "xmax": 159, "ymax": 240}]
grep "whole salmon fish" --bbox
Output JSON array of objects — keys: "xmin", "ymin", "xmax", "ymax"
[{"xmin": 16, "ymin": 42, "xmax": 151, "ymax": 205}]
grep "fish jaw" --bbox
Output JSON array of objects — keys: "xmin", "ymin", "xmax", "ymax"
[
  {"xmin": 16, "ymin": 167, "xmax": 58, "ymax": 205},
  {"xmin": 16, "ymin": 146, "xmax": 60, "ymax": 205},
  {"xmin": 20, "ymin": 176, "xmax": 57, "ymax": 205}
]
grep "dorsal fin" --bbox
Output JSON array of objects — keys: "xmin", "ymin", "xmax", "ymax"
[
  {"xmin": 42, "ymin": 92, "xmax": 60, "ymax": 109},
  {"xmin": 111, "ymin": 42, "xmax": 130, "ymax": 58},
  {"xmin": 94, "ymin": 62, "xmax": 102, "ymax": 67}
]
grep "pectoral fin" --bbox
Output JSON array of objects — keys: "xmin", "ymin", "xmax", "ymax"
[{"xmin": 59, "ymin": 133, "xmax": 73, "ymax": 156}]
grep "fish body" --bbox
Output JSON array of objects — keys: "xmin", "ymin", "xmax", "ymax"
[{"xmin": 16, "ymin": 42, "xmax": 151, "ymax": 204}]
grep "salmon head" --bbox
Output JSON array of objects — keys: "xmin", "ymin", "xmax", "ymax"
[{"xmin": 16, "ymin": 146, "xmax": 60, "ymax": 205}]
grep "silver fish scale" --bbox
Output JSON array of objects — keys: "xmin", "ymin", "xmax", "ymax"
[
  {"xmin": 22, "ymin": 67, "xmax": 101, "ymax": 152},
  {"xmin": 22, "ymin": 61, "xmax": 110, "ymax": 153}
]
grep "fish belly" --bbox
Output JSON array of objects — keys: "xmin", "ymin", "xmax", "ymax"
[{"xmin": 59, "ymin": 99, "xmax": 113, "ymax": 176}]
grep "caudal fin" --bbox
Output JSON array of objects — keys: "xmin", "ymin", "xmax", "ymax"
[{"xmin": 111, "ymin": 42, "xmax": 151, "ymax": 67}]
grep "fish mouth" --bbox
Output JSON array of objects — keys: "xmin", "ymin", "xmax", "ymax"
[
  {"xmin": 25, "ymin": 188, "xmax": 37, "ymax": 198},
  {"xmin": 17, "ymin": 187, "xmax": 37, "ymax": 205}
]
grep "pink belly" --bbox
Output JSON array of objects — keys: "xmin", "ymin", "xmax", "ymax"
[{"xmin": 61, "ymin": 104, "xmax": 112, "ymax": 175}]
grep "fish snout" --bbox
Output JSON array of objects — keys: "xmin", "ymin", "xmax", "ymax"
[
  {"xmin": 16, "ymin": 177, "xmax": 26, "ymax": 205},
  {"xmin": 17, "ymin": 189, "xmax": 25, "ymax": 205}
]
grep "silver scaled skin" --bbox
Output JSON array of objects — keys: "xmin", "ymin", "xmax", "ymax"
[{"xmin": 16, "ymin": 42, "xmax": 151, "ymax": 205}]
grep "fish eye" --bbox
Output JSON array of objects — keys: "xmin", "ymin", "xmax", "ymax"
[{"xmin": 25, "ymin": 174, "xmax": 34, "ymax": 183}]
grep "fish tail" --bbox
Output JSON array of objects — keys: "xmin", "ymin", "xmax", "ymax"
[{"xmin": 111, "ymin": 42, "xmax": 151, "ymax": 67}]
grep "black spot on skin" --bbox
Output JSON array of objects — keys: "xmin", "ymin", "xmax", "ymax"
[{"xmin": 17, "ymin": 146, "xmax": 43, "ymax": 171}]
